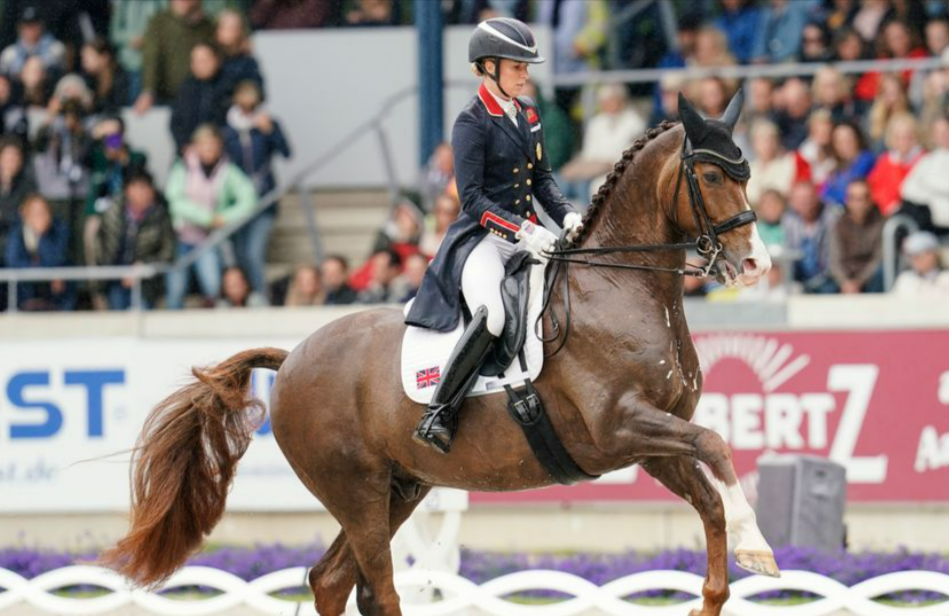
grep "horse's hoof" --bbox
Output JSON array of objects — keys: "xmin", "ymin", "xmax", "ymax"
[{"xmin": 736, "ymin": 549, "xmax": 781, "ymax": 577}]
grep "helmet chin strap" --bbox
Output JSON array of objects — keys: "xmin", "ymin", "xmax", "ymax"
[{"xmin": 479, "ymin": 59, "xmax": 511, "ymax": 99}]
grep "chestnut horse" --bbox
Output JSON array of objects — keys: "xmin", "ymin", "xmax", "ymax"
[{"xmin": 103, "ymin": 101, "xmax": 780, "ymax": 616}]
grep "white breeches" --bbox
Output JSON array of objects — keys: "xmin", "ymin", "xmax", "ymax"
[{"xmin": 462, "ymin": 233, "xmax": 518, "ymax": 336}]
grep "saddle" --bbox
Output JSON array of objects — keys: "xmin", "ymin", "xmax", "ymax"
[{"xmin": 401, "ymin": 251, "xmax": 598, "ymax": 485}]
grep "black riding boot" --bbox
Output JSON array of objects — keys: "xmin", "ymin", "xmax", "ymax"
[{"xmin": 413, "ymin": 306, "xmax": 496, "ymax": 454}]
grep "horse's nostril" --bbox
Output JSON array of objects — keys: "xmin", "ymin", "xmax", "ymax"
[{"xmin": 742, "ymin": 258, "xmax": 759, "ymax": 275}]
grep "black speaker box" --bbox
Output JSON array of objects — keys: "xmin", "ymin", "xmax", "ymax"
[{"xmin": 755, "ymin": 455, "xmax": 847, "ymax": 549}]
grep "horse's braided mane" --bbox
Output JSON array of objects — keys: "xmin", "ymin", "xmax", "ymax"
[{"xmin": 568, "ymin": 120, "xmax": 677, "ymax": 248}]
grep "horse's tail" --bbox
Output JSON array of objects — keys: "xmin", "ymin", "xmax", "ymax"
[{"xmin": 99, "ymin": 347, "xmax": 289, "ymax": 587}]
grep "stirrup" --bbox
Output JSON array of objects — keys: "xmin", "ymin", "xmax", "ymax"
[{"xmin": 413, "ymin": 404, "xmax": 455, "ymax": 454}]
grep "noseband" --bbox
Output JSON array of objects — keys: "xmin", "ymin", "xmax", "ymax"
[{"xmin": 545, "ymin": 137, "xmax": 757, "ymax": 277}]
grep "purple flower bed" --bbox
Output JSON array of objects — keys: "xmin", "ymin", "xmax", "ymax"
[{"xmin": 1, "ymin": 544, "xmax": 947, "ymax": 603}]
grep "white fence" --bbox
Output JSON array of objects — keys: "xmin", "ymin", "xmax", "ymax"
[{"xmin": 2, "ymin": 567, "xmax": 948, "ymax": 616}]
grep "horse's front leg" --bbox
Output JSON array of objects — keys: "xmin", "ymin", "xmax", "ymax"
[
  {"xmin": 590, "ymin": 394, "xmax": 780, "ymax": 577},
  {"xmin": 642, "ymin": 457, "xmax": 729, "ymax": 616}
]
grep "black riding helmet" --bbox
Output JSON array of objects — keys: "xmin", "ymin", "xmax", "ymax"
[{"xmin": 469, "ymin": 18, "xmax": 544, "ymax": 98}]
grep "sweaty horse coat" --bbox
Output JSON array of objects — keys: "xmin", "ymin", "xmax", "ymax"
[{"xmin": 405, "ymin": 83, "xmax": 574, "ymax": 332}]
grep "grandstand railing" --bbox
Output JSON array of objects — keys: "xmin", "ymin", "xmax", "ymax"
[{"xmin": 2, "ymin": 565, "xmax": 948, "ymax": 615}]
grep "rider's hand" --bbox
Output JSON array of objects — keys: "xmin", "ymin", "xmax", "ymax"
[
  {"xmin": 562, "ymin": 211, "xmax": 584, "ymax": 242},
  {"xmin": 516, "ymin": 219, "xmax": 558, "ymax": 256}
]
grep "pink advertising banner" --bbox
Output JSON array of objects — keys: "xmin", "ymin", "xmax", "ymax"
[{"xmin": 472, "ymin": 330, "xmax": 949, "ymax": 505}]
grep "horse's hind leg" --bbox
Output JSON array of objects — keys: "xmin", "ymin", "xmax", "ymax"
[
  {"xmin": 309, "ymin": 477, "xmax": 431, "ymax": 616},
  {"xmin": 642, "ymin": 457, "xmax": 729, "ymax": 616},
  {"xmin": 309, "ymin": 531, "xmax": 355, "ymax": 616}
]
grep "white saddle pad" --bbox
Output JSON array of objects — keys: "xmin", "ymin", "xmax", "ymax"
[{"xmin": 401, "ymin": 258, "xmax": 547, "ymax": 404}]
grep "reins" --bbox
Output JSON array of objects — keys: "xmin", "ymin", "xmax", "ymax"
[{"xmin": 537, "ymin": 136, "xmax": 758, "ymax": 357}]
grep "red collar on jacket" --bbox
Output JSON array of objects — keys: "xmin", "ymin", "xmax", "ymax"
[{"xmin": 478, "ymin": 82, "xmax": 520, "ymax": 117}]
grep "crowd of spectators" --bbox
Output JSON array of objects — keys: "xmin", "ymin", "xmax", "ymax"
[{"xmin": 1, "ymin": 0, "xmax": 949, "ymax": 313}]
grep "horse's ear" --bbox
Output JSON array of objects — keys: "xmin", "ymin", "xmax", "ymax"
[
  {"xmin": 721, "ymin": 88, "xmax": 744, "ymax": 134},
  {"xmin": 678, "ymin": 92, "xmax": 707, "ymax": 143}
]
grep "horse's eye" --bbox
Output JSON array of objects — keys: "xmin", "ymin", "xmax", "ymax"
[{"xmin": 703, "ymin": 172, "xmax": 722, "ymax": 184}]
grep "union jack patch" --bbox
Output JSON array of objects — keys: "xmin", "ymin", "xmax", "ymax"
[
  {"xmin": 526, "ymin": 107, "xmax": 539, "ymax": 124},
  {"xmin": 416, "ymin": 366, "xmax": 441, "ymax": 389}
]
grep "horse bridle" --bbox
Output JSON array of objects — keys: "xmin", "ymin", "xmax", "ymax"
[
  {"xmin": 537, "ymin": 137, "xmax": 758, "ymax": 356},
  {"xmin": 544, "ymin": 138, "xmax": 757, "ymax": 278}
]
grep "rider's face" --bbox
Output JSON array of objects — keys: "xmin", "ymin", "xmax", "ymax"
[{"xmin": 487, "ymin": 59, "xmax": 528, "ymax": 99}]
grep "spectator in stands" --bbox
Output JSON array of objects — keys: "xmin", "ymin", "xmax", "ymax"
[
  {"xmin": 798, "ymin": 109, "xmax": 836, "ymax": 188},
  {"xmin": 821, "ymin": 120, "xmax": 876, "ymax": 206},
  {"xmin": 83, "ymin": 115, "xmax": 149, "ymax": 274},
  {"xmin": 345, "ymin": 0, "xmax": 400, "ymax": 27},
  {"xmin": 867, "ymin": 73, "xmax": 911, "ymax": 151},
  {"xmin": 217, "ymin": 265, "xmax": 268, "ymax": 308},
  {"xmin": 164, "ymin": 124, "xmax": 256, "ymax": 309},
  {"xmin": 867, "ymin": 113, "xmax": 923, "ymax": 217},
  {"xmin": 94, "ymin": 170, "xmax": 174, "ymax": 310},
  {"xmin": 559, "ymin": 83, "xmax": 645, "ymax": 202},
  {"xmin": 48, "ymin": 73, "xmax": 95, "ymax": 116},
  {"xmin": 829, "ymin": 179, "xmax": 885, "ymax": 293},
  {"xmin": 811, "ymin": 65, "xmax": 862, "ymax": 122},
  {"xmin": 774, "ymin": 77, "xmax": 813, "ymax": 150},
  {"xmin": 799, "ymin": 20, "xmax": 833, "ymax": 63},
  {"xmin": 224, "ymin": 80, "xmax": 291, "ymax": 295},
  {"xmin": 861, "ymin": 20, "xmax": 928, "ymax": 105},
  {"xmin": 751, "ymin": 0, "xmax": 814, "ymax": 64},
  {"xmin": 540, "ymin": 0, "xmax": 608, "ymax": 83},
  {"xmin": 398, "ymin": 252, "xmax": 428, "ymax": 303},
  {"xmin": 110, "ymin": 0, "xmax": 167, "ymax": 104},
  {"xmin": 135, "ymin": 0, "xmax": 215, "ymax": 114},
  {"xmin": 714, "ymin": 0, "xmax": 760, "ymax": 64},
  {"xmin": 170, "ymin": 42, "xmax": 227, "ymax": 154},
  {"xmin": 783, "ymin": 180, "xmax": 841, "ymax": 293},
  {"xmin": 249, "ymin": 0, "xmax": 334, "ymax": 29},
  {"xmin": 521, "ymin": 80, "xmax": 573, "ymax": 172},
  {"xmin": 852, "ymin": 0, "xmax": 890, "ymax": 43},
  {"xmin": 419, "ymin": 193, "xmax": 460, "ymax": 258},
  {"xmin": 80, "ymin": 38, "xmax": 130, "ymax": 114},
  {"xmin": 0, "ymin": 7, "xmax": 65, "ymax": 78},
  {"xmin": 747, "ymin": 119, "xmax": 811, "ymax": 208},
  {"xmin": 823, "ymin": 0, "xmax": 857, "ymax": 32},
  {"xmin": 19, "ymin": 55, "xmax": 52, "ymax": 109},
  {"xmin": 419, "ymin": 142, "xmax": 455, "ymax": 214},
  {"xmin": 649, "ymin": 73, "xmax": 685, "ymax": 127},
  {"xmin": 694, "ymin": 25, "xmax": 738, "ymax": 69},
  {"xmin": 833, "ymin": 27, "xmax": 876, "ymax": 101},
  {"xmin": 215, "ymin": 9, "xmax": 265, "ymax": 101},
  {"xmin": 0, "ymin": 73, "xmax": 27, "ymax": 140},
  {"xmin": 892, "ymin": 230, "xmax": 949, "ymax": 296},
  {"xmin": 655, "ymin": 12, "xmax": 700, "ymax": 71},
  {"xmin": 756, "ymin": 188, "xmax": 787, "ymax": 246},
  {"xmin": 695, "ymin": 76, "xmax": 731, "ymax": 118},
  {"xmin": 925, "ymin": 17, "xmax": 949, "ymax": 58},
  {"xmin": 901, "ymin": 115, "xmax": 949, "ymax": 236},
  {"xmin": 0, "ymin": 137, "xmax": 35, "ymax": 259},
  {"xmin": 358, "ymin": 248, "xmax": 403, "ymax": 304},
  {"xmin": 369, "ymin": 200, "xmax": 422, "ymax": 267},
  {"xmin": 32, "ymin": 98, "xmax": 91, "ymax": 252},
  {"xmin": 283, "ymin": 264, "xmax": 324, "ymax": 307},
  {"xmin": 747, "ymin": 77, "xmax": 776, "ymax": 121},
  {"xmin": 321, "ymin": 255, "xmax": 357, "ymax": 305},
  {"xmin": 4, "ymin": 193, "xmax": 73, "ymax": 310}
]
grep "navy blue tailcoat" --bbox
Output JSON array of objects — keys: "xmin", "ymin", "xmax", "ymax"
[{"xmin": 405, "ymin": 83, "xmax": 576, "ymax": 332}]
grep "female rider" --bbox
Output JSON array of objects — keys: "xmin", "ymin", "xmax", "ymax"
[{"xmin": 406, "ymin": 18, "xmax": 584, "ymax": 453}]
